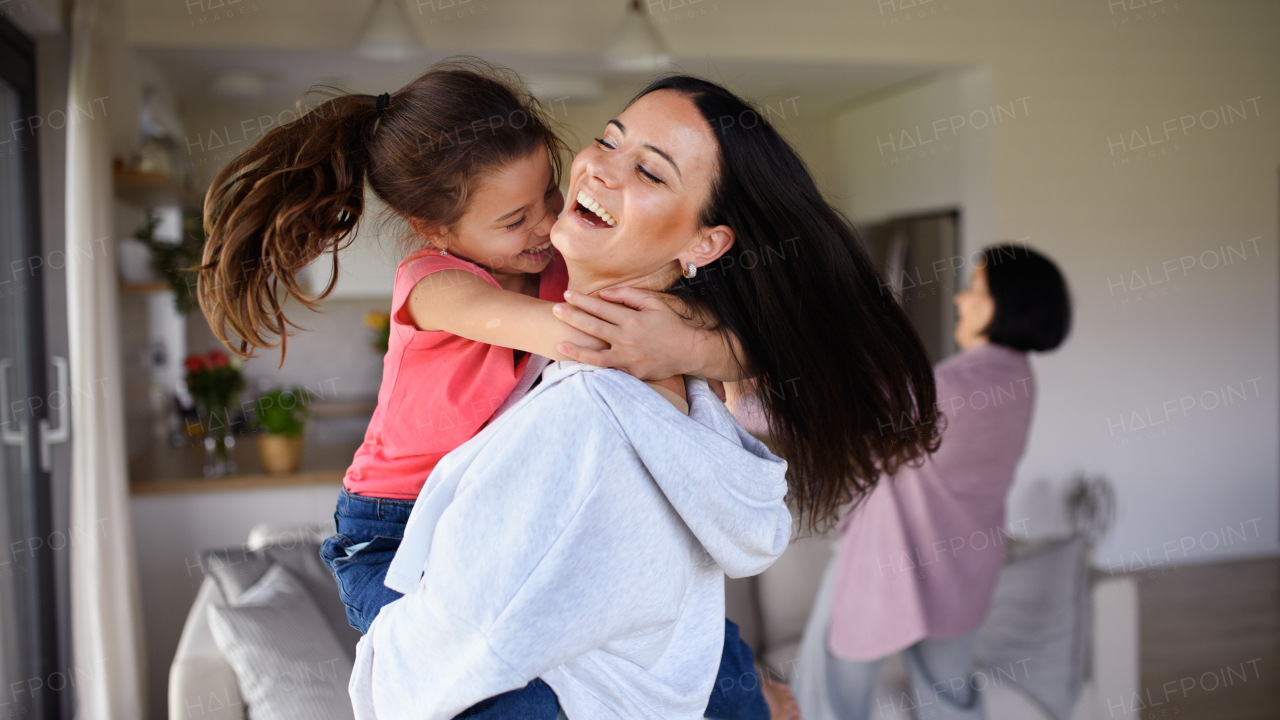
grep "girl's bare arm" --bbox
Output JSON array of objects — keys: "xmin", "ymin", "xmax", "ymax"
[
  {"xmin": 407, "ymin": 272, "xmax": 747, "ymax": 382},
  {"xmin": 405, "ymin": 270, "xmax": 604, "ymax": 361}
]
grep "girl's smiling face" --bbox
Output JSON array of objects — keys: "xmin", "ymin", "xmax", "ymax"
[
  {"xmin": 551, "ymin": 89, "xmax": 735, "ymax": 295},
  {"xmin": 413, "ymin": 144, "xmax": 564, "ymax": 278}
]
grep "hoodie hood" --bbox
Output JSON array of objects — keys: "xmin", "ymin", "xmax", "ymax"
[
  {"xmin": 547, "ymin": 362, "xmax": 793, "ymax": 579},
  {"xmin": 385, "ymin": 361, "xmax": 792, "ymax": 596}
]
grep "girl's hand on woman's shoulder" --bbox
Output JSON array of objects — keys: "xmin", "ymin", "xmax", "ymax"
[{"xmin": 553, "ymin": 287, "xmax": 747, "ymax": 383}]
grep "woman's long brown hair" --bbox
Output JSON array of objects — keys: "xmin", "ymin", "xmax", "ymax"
[
  {"xmin": 634, "ymin": 77, "xmax": 942, "ymax": 530},
  {"xmin": 199, "ymin": 58, "xmax": 565, "ymax": 362}
]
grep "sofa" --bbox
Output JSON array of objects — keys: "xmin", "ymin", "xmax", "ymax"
[
  {"xmin": 171, "ymin": 523, "xmax": 1137, "ymax": 720},
  {"xmin": 168, "ymin": 523, "xmax": 363, "ymax": 720},
  {"xmin": 727, "ymin": 529, "xmax": 1139, "ymax": 720}
]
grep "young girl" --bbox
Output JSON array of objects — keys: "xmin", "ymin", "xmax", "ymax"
[{"xmin": 198, "ymin": 60, "xmax": 784, "ymax": 720}]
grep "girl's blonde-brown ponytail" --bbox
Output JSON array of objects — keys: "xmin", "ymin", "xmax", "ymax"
[{"xmin": 198, "ymin": 58, "xmax": 565, "ymax": 362}]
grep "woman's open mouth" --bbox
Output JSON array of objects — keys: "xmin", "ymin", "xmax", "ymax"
[
  {"xmin": 573, "ymin": 190, "xmax": 618, "ymax": 229},
  {"xmin": 521, "ymin": 239, "xmax": 554, "ymax": 258}
]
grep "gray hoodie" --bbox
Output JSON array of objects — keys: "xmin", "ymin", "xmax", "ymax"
[{"xmin": 349, "ymin": 361, "xmax": 791, "ymax": 720}]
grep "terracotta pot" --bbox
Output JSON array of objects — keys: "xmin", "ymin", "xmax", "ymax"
[{"xmin": 258, "ymin": 434, "xmax": 303, "ymax": 474}]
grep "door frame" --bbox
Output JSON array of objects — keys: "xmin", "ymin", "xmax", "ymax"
[{"xmin": 0, "ymin": 13, "xmax": 60, "ymax": 720}]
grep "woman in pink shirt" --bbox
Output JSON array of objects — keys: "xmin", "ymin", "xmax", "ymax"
[{"xmin": 792, "ymin": 245, "xmax": 1071, "ymax": 720}]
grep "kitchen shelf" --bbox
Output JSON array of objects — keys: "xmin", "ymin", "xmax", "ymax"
[
  {"xmin": 120, "ymin": 280, "xmax": 172, "ymax": 294},
  {"xmin": 114, "ymin": 167, "xmax": 202, "ymax": 210},
  {"xmin": 130, "ymin": 469, "xmax": 344, "ymax": 496},
  {"xmin": 309, "ymin": 398, "xmax": 378, "ymax": 418}
]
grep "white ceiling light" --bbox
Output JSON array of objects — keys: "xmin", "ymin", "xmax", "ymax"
[
  {"xmin": 604, "ymin": 0, "xmax": 671, "ymax": 73},
  {"xmin": 209, "ymin": 70, "xmax": 268, "ymax": 100},
  {"xmin": 354, "ymin": 0, "xmax": 423, "ymax": 62}
]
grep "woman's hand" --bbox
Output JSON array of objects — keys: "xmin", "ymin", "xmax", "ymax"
[{"xmin": 552, "ymin": 287, "xmax": 745, "ymax": 382}]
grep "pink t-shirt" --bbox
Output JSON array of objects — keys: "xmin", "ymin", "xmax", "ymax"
[{"xmin": 343, "ymin": 249, "xmax": 569, "ymax": 499}]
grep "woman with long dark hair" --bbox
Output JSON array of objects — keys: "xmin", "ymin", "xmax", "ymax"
[
  {"xmin": 556, "ymin": 75, "xmax": 942, "ymax": 526},
  {"xmin": 350, "ymin": 77, "xmax": 940, "ymax": 720}
]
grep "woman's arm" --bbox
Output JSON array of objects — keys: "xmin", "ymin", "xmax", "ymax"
[
  {"xmin": 405, "ymin": 270, "xmax": 605, "ymax": 361},
  {"xmin": 552, "ymin": 287, "xmax": 752, "ymax": 382},
  {"xmin": 407, "ymin": 271, "xmax": 748, "ymax": 381}
]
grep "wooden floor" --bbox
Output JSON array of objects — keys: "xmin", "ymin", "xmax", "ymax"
[{"xmin": 1137, "ymin": 557, "xmax": 1279, "ymax": 720}]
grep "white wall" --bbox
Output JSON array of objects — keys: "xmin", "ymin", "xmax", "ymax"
[
  {"xmin": 817, "ymin": 7, "xmax": 1280, "ymax": 568},
  {"xmin": 833, "ymin": 67, "xmax": 995, "ymax": 266}
]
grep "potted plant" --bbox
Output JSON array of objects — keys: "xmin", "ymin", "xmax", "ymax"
[
  {"xmin": 132, "ymin": 210, "xmax": 207, "ymax": 315},
  {"xmin": 251, "ymin": 388, "xmax": 310, "ymax": 474},
  {"xmin": 1066, "ymin": 473, "xmax": 1116, "ymax": 547},
  {"xmin": 184, "ymin": 350, "xmax": 245, "ymax": 476},
  {"xmin": 364, "ymin": 311, "xmax": 391, "ymax": 354}
]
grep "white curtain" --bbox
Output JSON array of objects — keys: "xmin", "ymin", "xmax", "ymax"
[{"xmin": 65, "ymin": 0, "xmax": 148, "ymax": 716}]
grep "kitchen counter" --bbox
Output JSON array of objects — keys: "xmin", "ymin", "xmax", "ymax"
[{"xmin": 129, "ymin": 436, "xmax": 360, "ymax": 495}]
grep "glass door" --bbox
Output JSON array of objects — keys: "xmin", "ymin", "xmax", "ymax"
[{"xmin": 0, "ymin": 15, "xmax": 59, "ymax": 720}]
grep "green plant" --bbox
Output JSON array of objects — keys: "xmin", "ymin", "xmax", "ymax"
[
  {"xmin": 251, "ymin": 388, "xmax": 311, "ymax": 437},
  {"xmin": 133, "ymin": 211, "xmax": 206, "ymax": 315}
]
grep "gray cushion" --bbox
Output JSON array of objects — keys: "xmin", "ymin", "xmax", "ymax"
[
  {"xmin": 201, "ymin": 540, "xmax": 362, "ymax": 657},
  {"xmin": 973, "ymin": 535, "xmax": 1089, "ymax": 720},
  {"xmin": 208, "ymin": 564, "xmax": 356, "ymax": 720}
]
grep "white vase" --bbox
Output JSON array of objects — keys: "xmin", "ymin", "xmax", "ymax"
[{"xmin": 117, "ymin": 238, "xmax": 157, "ymax": 284}]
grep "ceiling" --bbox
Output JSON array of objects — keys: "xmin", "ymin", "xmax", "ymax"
[
  {"xmin": 126, "ymin": 0, "xmax": 629, "ymax": 53},
  {"xmin": 135, "ymin": 46, "xmax": 938, "ymax": 115},
  {"xmin": 125, "ymin": 0, "xmax": 939, "ymax": 113}
]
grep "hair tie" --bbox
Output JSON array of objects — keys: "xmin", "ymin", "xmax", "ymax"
[{"xmin": 375, "ymin": 92, "xmax": 391, "ymax": 115}]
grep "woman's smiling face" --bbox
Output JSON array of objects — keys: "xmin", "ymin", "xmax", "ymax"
[{"xmin": 551, "ymin": 89, "xmax": 734, "ymax": 294}]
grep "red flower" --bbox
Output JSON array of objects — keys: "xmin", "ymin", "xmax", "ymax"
[
  {"xmin": 207, "ymin": 350, "xmax": 229, "ymax": 368},
  {"xmin": 184, "ymin": 355, "xmax": 205, "ymax": 374}
]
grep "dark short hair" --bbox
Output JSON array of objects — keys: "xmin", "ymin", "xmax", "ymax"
[{"xmin": 982, "ymin": 244, "xmax": 1071, "ymax": 352}]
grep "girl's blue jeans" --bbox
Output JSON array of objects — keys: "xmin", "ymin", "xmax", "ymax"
[{"xmin": 320, "ymin": 490, "xmax": 770, "ymax": 720}]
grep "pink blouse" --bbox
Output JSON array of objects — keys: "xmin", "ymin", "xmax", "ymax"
[{"xmin": 827, "ymin": 343, "xmax": 1036, "ymax": 660}]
